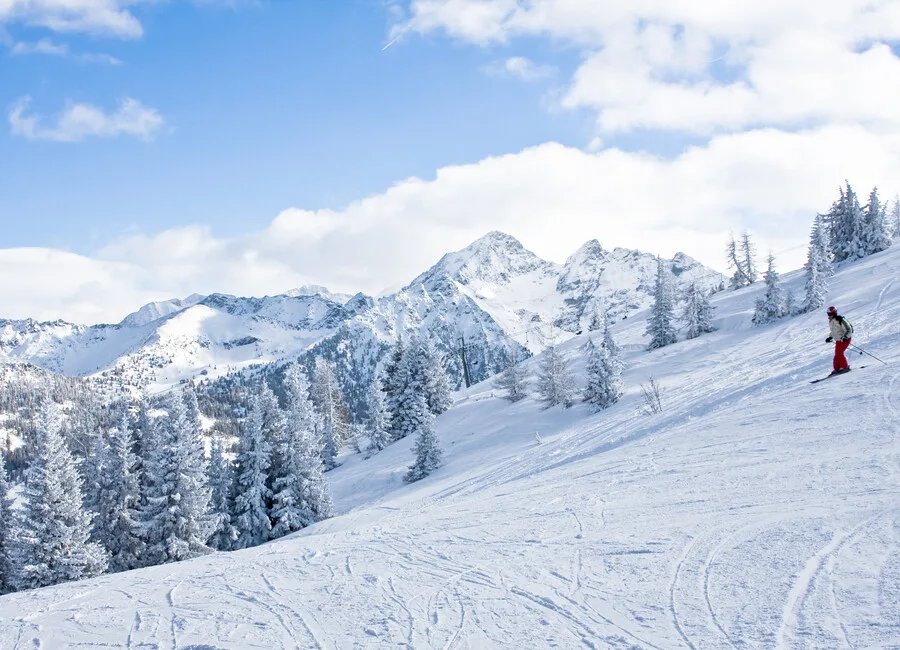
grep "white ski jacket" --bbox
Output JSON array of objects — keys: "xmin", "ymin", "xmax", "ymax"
[{"xmin": 829, "ymin": 316, "xmax": 852, "ymax": 340}]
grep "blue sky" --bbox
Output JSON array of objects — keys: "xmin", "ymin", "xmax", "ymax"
[
  {"xmin": 2, "ymin": 1, "xmax": 593, "ymax": 250},
  {"xmin": 1, "ymin": 0, "xmax": 899, "ymax": 322}
]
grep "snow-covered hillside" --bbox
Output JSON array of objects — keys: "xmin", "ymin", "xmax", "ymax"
[
  {"xmin": 0, "ymin": 232, "xmax": 722, "ymax": 396},
  {"xmin": 1, "ymin": 245, "xmax": 897, "ymax": 649}
]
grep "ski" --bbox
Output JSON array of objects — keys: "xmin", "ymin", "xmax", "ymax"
[{"xmin": 810, "ymin": 366, "xmax": 867, "ymax": 384}]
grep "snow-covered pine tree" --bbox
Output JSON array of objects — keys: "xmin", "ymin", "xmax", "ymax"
[
  {"xmin": 536, "ymin": 342, "xmax": 577, "ymax": 408},
  {"xmin": 206, "ymin": 438, "xmax": 238, "ymax": 551},
  {"xmin": 255, "ymin": 382, "xmax": 286, "ymax": 506},
  {"xmin": 404, "ymin": 392, "xmax": 443, "ymax": 483},
  {"xmin": 133, "ymin": 397, "xmax": 157, "ymax": 509},
  {"xmin": 417, "ymin": 338, "xmax": 453, "ymax": 415},
  {"xmin": 12, "ymin": 401, "xmax": 107, "ymax": 590},
  {"xmin": 494, "ymin": 357, "xmax": 529, "ymax": 402},
  {"xmin": 752, "ymin": 253, "xmax": 787, "ymax": 326},
  {"xmin": 387, "ymin": 342, "xmax": 428, "ymax": 439},
  {"xmin": 139, "ymin": 391, "xmax": 212, "ymax": 565},
  {"xmin": 646, "ymin": 258, "xmax": 677, "ymax": 349},
  {"xmin": 366, "ymin": 377, "xmax": 392, "ymax": 452},
  {"xmin": 270, "ymin": 363, "xmax": 333, "ymax": 538},
  {"xmin": 587, "ymin": 308, "xmax": 603, "ymax": 332},
  {"xmin": 91, "ymin": 414, "xmax": 143, "ymax": 573},
  {"xmin": 824, "ymin": 187, "xmax": 846, "ymax": 260},
  {"xmin": 603, "ymin": 314, "xmax": 623, "ymax": 369},
  {"xmin": 381, "ymin": 337, "xmax": 406, "ymax": 406},
  {"xmin": 78, "ymin": 431, "xmax": 106, "ymax": 521},
  {"xmin": 725, "ymin": 234, "xmax": 747, "ymax": 289},
  {"xmin": 583, "ymin": 335, "xmax": 622, "ymax": 410},
  {"xmin": 319, "ymin": 420, "xmax": 340, "ymax": 471},
  {"xmin": 891, "ymin": 196, "xmax": 900, "ymax": 238},
  {"xmin": 311, "ymin": 358, "xmax": 352, "ymax": 448},
  {"xmin": 231, "ymin": 392, "xmax": 272, "ymax": 549},
  {"xmin": 831, "ymin": 182, "xmax": 866, "ymax": 262},
  {"xmin": 740, "ymin": 231, "xmax": 758, "ymax": 284},
  {"xmin": 0, "ymin": 451, "xmax": 13, "ymax": 593},
  {"xmin": 803, "ymin": 214, "xmax": 833, "ymax": 312},
  {"xmin": 784, "ymin": 289, "xmax": 797, "ymax": 316},
  {"xmin": 862, "ymin": 187, "xmax": 892, "ymax": 255},
  {"xmin": 681, "ymin": 283, "xmax": 716, "ymax": 339}
]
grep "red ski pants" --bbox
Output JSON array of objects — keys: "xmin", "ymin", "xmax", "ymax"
[{"xmin": 833, "ymin": 338, "xmax": 851, "ymax": 371}]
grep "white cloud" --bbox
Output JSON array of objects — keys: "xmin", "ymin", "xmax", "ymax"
[
  {"xmin": 0, "ymin": 0, "xmax": 248, "ymax": 39},
  {"xmin": 398, "ymin": 0, "xmax": 900, "ymax": 135},
  {"xmin": 9, "ymin": 37, "xmax": 121, "ymax": 63},
  {"xmin": 11, "ymin": 36, "xmax": 67, "ymax": 55},
  {"xmin": 3, "ymin": 125, "xmax": 899, "ymax": 323},
  {"xmin": 0, "ymin": 0, "xmax": 143, "ymax": 38},
  {"xmin": 483, "ymin": 56, "xmax": 555, "ymax": 81},
  {"xmin": 9, "ymin": 96, "xmax": 164, "ymax": 142},
  {"xmin": 0, "ymin": 248, "xmax": 155, "ymax": 323}
]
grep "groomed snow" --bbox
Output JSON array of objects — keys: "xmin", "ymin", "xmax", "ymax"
[{"xmin": 1, "ymin": 247, "xmax": 898, "ymax": 649}]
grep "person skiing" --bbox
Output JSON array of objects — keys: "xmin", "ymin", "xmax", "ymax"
[{"xmin": 825, "ymin": 306, "xmax": 853, "ymax": 375}]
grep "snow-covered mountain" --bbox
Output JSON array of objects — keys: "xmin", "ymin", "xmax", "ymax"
[
  {"xmin": 2, "ymin": 240, "xmax": 897, "ymax": 649},
  {"xmin": 0, "ymin": 232, "xmax": 723, "ymax": 395}
]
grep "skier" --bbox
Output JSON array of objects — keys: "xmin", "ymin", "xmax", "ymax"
[{"xmin": 825, "ymin": 306, "xmax": 853, "ymax": 375}]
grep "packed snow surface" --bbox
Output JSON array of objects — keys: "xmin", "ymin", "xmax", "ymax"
[{"xmin": 1, "ymin": 248, "xmax": 899, "ymax": 649}]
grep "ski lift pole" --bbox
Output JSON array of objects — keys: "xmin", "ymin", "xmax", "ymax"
[{"xmin": 848, "ymin": 342, "xmax": 888, "ymax": 365}]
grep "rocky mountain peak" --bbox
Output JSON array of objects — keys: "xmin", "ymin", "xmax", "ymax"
[{"xmin": 409, "ymin": 231, "xmax": 556, "ymax": 290}]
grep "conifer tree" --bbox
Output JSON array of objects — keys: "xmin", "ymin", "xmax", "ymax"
[
  {"xmin": 0, "ymin": 451, "xmax": 13, "ymax": 593},
  {"xmin": 536, "ymin": 342, "xmax": 577, "ymax": 408},
  {"xmin": 740, "ymin": 231, "xmax": 758, "ymax": 284},
  {"xmin": 386, "ymin": 341, "xmax": 427, "ymax": 440},
  {"xmin": 784, "ymin": 289, "xmax": 797, "ymax": 316},
  {"xmin": 91, "ymin": 414, "xmax": 143, "ymax": 573},
  {"xmin": 725, "ymin": 234, "xmax": 747, "ymax": 289},
  {"xmin": 830, "ymin": 182, "xmax": 867, "ymax": 261},
  {"xmin": 603, "ymin": 315, "xmax": 623, "ymax": 369},
  {"xmin": 752, "ymin": 254, "xmax": 787, "ymax": 325},
  {"xmin": 319, "ymin": 419, "xmax": 340, "ymax": 471},
  {"xmin": 78, "ymin": 432, "xmax": 106, "ymax": 520},
  {"xmin": 862, "ymin": 187, "xmax": 892, "ymax": 255},
  {"xmin": 270, "ymin": 363, "xmax": 333, "ymax": 538},
  {"xmin": 891, "ymin": 196, "xmax": 900, "ymax": 238},
  {"xmin": 681, "ymin": 283, "xmax": 716, "ymax": 340},
  {"xmin": 587, "ymin": 308, "xmax": 603, "ymax": 332},
  {"xmin": 646, "ymin": 258, "xmax": 677, "ymax": 349},
  {"xmin": 255, "ymin": 382, "xmax": 286, "ymax": 504},
  {"xmin": 133, "ymin": 398, "xmax": 157, "ymax": 512},
  {"xmin": 583, "ymin": 333, "xmax": 623, "ymax": 410},
  {"xmin": 231, "ymin": 393, "xmax": 272, "ymax": 549},
  {"xmin": 311, "ymin": 358, "xmax": 352, "ymax": 449},
  {"xmin": 417, "ymin": 338, "xmax": 453, "ymax": 415},
  {"xmin": 494, "ymin": 357, "xmax": 529, "ymax": 402},
  {"xmin": 803, "ymin": 214, "xmax": 833, "ymax": 312},
  {"xmin": 366, "ymin": 378, "xmax": 392, "ymax": 453},
  {"xmin": 207, "ymin": 438, "xmax": 238, "ymax": 551},
  {"xmin": 12, "ymin": 401, "xmax": 107, "ymax": 590},
  {"xmin": 404, "ymin": 393, "xmax": 443, "ymax": 483},
  {"xmin": 139, "ymin": 391, "xmax": 212, "ymax": 565},
  {"xmin": 381, "ymin": 337, "xmax": 406, "ymax": 406}
]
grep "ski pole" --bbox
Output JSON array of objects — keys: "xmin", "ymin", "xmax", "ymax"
[{"xmin": 848, "ymin": 342, "xmax": 888, "ymax": 365}]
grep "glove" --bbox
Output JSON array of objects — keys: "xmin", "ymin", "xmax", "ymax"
[
  {"xmin": 826, "ymin": 336, "xmax": 833, "ymax": 343},
  {"xmin": 841, "ymin": 337, "xmax": 850, "ymax": 342}
]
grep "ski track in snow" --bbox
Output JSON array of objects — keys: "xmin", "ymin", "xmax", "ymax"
[{"xmin": 1, "ymin": 248, "xmax": 900, "ymax": 649}]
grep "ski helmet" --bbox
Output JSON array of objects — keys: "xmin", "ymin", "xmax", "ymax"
[{"xmin": 827, "ymin": 306, "xmax": 837, "ymax": 316}]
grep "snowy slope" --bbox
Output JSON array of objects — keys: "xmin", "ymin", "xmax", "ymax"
[
  {"xmin": 0, "ymin": 232, "xmax": 722, "ymax": 394},
  {"xmin": 1, "ymin": 245, "xmax": 897, "ymax": 649}
]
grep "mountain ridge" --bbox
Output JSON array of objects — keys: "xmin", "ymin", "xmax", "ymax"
[{"xmin": 0, "ymin": 232, "xmax": 724, "ymax": 401}]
